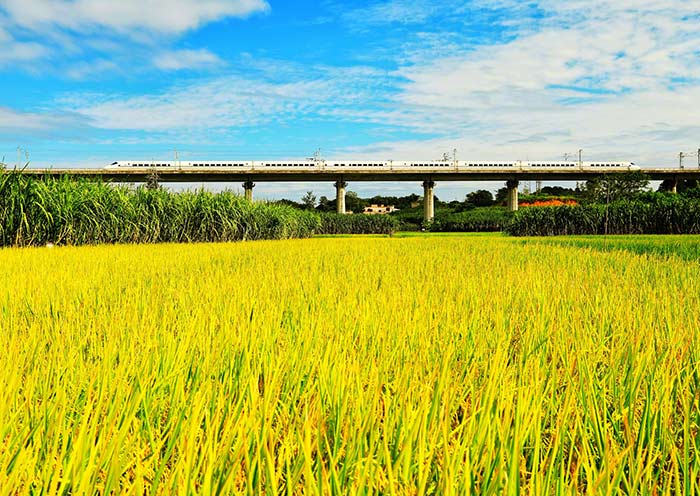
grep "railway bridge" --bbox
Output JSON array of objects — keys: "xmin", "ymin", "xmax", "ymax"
[{"xmin": 16, "ymin": 167, "xmax": 700, "ymax": 221}]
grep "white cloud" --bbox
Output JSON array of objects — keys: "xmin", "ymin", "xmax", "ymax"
[
  {"xmin": 347, "ymin": 0, "xmax": 700, "ymax": 167},
  {"xmin": 341, "ymin": 0, "xmax": 443, "ymax": 26},
  {"xmin": 64, "ymin": 58, "xmax": 119, "ymax": 79},
  {"xmin": 59, "ymin": 65, "xmax": 392, "ymax": 132},
  {"xmin": 0, "ymin": 0, "xmax": 268, "ymax": 75},
  {"xmin": 64, "ymin": 78, "xmax": 326, "ymax": 131},
  {"xmin": 0, "ymin": 106, "xmax": 80, "ymax": 132},
  {"xmin": 154, "ymin": 49, "xmax": 224, "ymax": 71},
  {"xmin": 0, "ymin": 25, "xmax": 50, "ymax": 65},
  {"xmin": 0, "ymin": 0, "xmax": 270, "ymax": 34}
]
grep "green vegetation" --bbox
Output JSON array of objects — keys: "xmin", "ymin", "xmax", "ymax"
[
  {"xmin": 519, "ymin": 234, "xmax": 700, "ymax": 262},
  {"xmin": 5, "ymin": 170, "xmax": 700, "ymax": 243},
  {"xmin": 429, "ymin": 207, "xmax": 512, "ymax": 232},
  {"xmin": 507, "ymin": 194, "xmax": 700, "ymax": 236},
  {"xmin": 319, "ymin": 212, "xmax": 399, "ymax": 235},
  {"xmin": 0, "ymin": 172, "xmax": 396, "ymax": 246}
]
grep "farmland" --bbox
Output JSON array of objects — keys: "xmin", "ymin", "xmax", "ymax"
[{"xmin": 1, "ymin": 234, "xmax": 699, "ymax": 493}]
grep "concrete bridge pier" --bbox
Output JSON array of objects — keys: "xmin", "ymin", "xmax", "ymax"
[
  {"xmin": 243, "ymin": 179, "xmax": 255, "ymax": 201},
  {"xmin": 335, "ymin": 180, "xmax": 347, "ymax": 214},
  {"xmin": 506, "ymin": 180, "xmax": 519, "ymax": 211},
  {"xmin": 423, "ymin": 180, "xmax": 435, "ymax": 221},
  {"xmin": 671, "ymin": 176, "xmax": 678, "ymax": 194}
]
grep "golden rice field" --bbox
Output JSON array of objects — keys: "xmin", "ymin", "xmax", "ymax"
[{"xmin": 1, "ymin": 234, "xmax": 699, "ymax": 494}]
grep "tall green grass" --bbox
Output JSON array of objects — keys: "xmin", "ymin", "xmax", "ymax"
[
  {"xmin": 507, "ymin": 196, "xmax": 700, "ymax": 236},
  {"xmin": 0, "ymin": 172, "xmax": 396, "ymax": 246}
]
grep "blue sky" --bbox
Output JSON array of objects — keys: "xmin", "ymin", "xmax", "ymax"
[{"xmin": 1, "ymin": 0, "xmax": 699, "ymax": 200}]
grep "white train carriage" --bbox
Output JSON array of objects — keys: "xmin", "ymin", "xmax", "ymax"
[{"xmin": 106, "ymin": 160, "xmax": 639, "ymax": 171}]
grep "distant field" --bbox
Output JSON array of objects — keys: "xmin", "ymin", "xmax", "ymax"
[
  {"xmin": 518, "ymin": 234, "xmax": 700, "ymax": 262},
  {"xmin": 1, "ymin": 235, "xmax": 699, "ymax": 493}
]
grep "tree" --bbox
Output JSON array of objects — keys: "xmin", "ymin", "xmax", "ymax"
[
  {"xmin": 466, "ymin": 190, "xmax": 494, "ymax": 207},
  {"xmin": 301, "ymin": 191, "xmax": 317, "ymax": 209},
  {"xmin": 345, "ymin": 191, "xmax": 367, "ymax": 213},
  {"xmin": 316, "ymin": 196, "xmax": 333, "ymax": 212},
  {"xmin": 540, "ymin": 186, "xmax": 579, "ymax": 197},
  {"xmin": 657, "ymin": 179, "xmax": 700, "ymax": 193},
  {"xmin": 584, "ymin": 171, "xmax": 650, "ymax": 203},
  {"xmin": 495, "ymin": 187, "xmax": 509, "ymax": 204}
]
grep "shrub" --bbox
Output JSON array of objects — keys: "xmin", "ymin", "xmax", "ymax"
[
  {"xmin": 430, "ymin": 207, "xmax": 513, "ymax": 232},
  {"xmin": 317, "ymin": 213, "xmax": 399, "ymax": 235}
]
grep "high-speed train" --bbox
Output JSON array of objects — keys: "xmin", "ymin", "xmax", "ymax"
[{"xmin": 106, "ymin": 159, "xmax": 639, "ymax": 170}]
